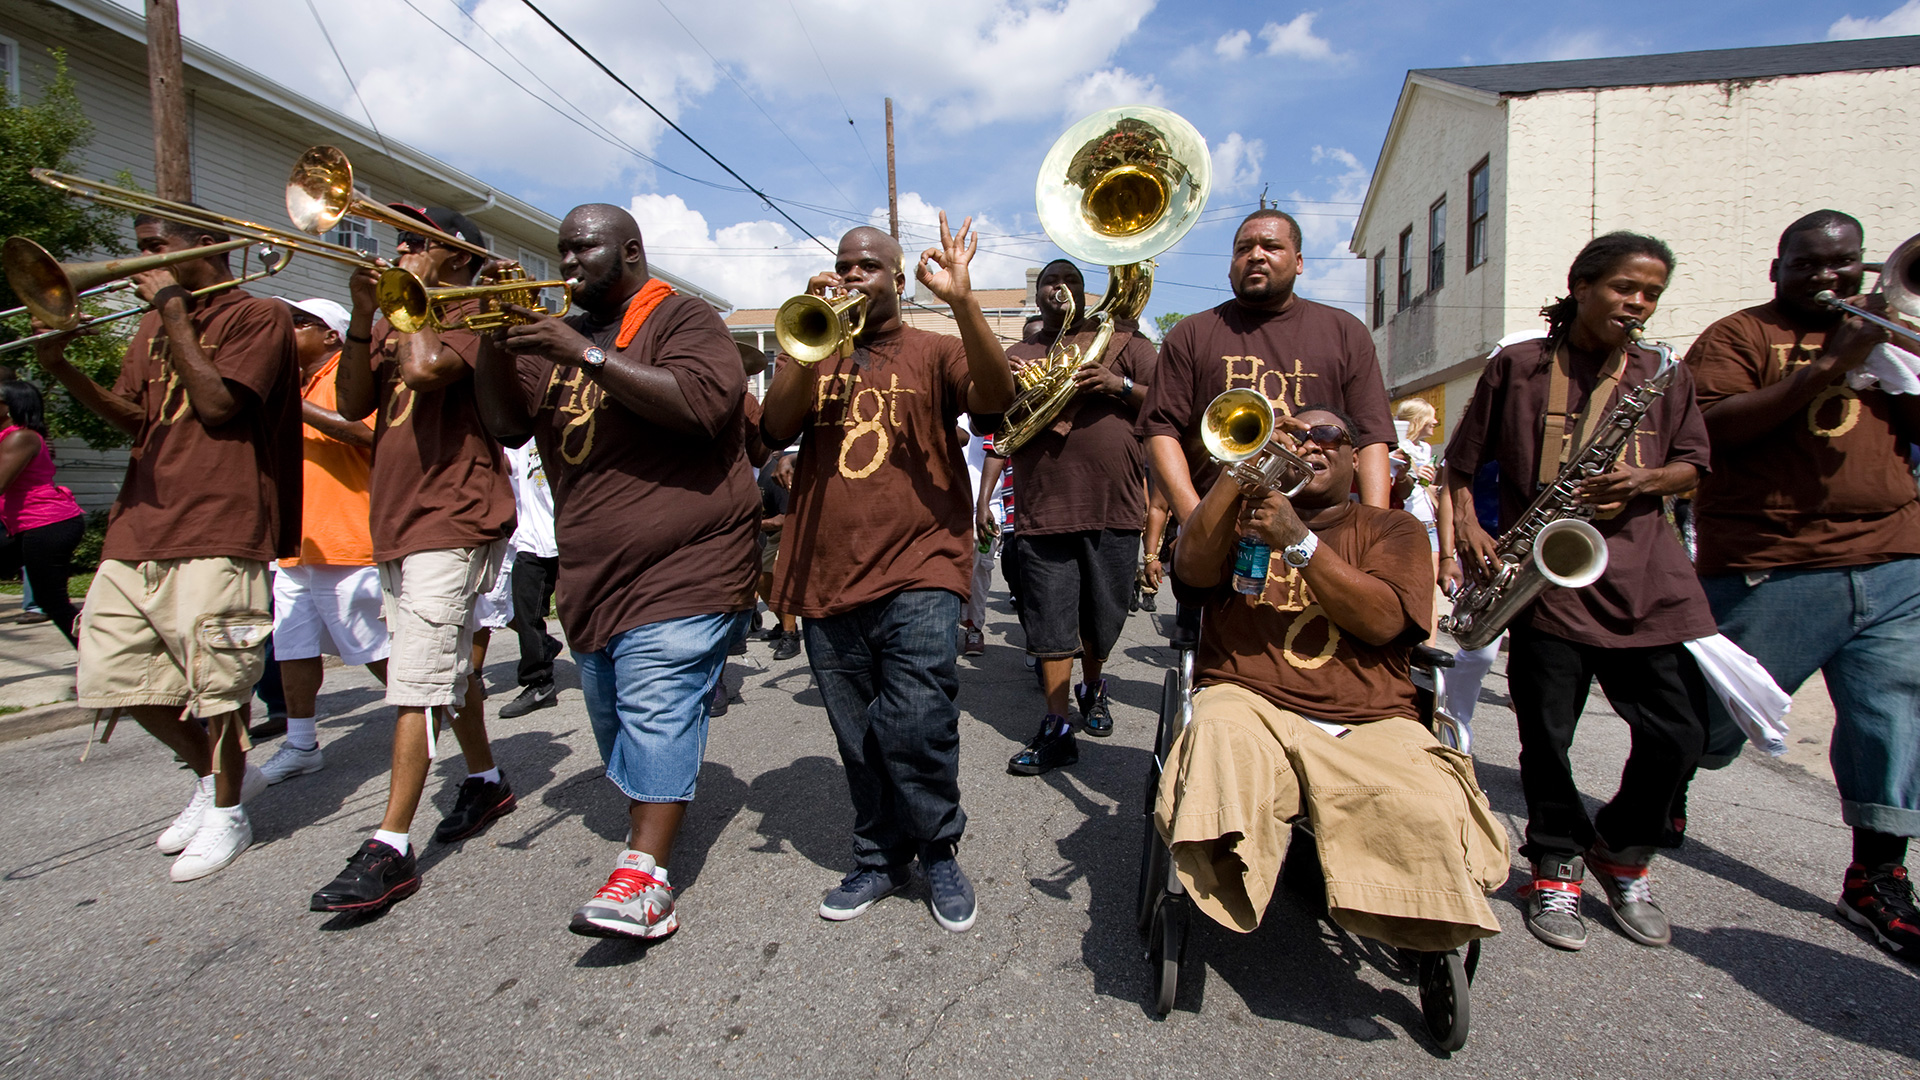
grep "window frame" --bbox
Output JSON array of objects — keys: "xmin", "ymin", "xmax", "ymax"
[
  {"xmin": 1371, "ymin": 250, "xmax": 1385, "ymax": 329},
  {"xmin": 1427, "ymin": 196, "xmax": 1447, "ymax": 294},
  {"xmin": 1467, "ymin": 157, "xmax": 1490, "ymax": 271},
  {"xmin": 325, "ymin": 182, "xmax": 378, "ymax": 257},
  {"xmin": 1396, "ymin": 227, "xmax": 1413, "ymax": 311},
  {"xmin": 518, "ymin": 247, "xmax": 564, "ymax": 312},
  {"xmin": 0, "ymin": 35, "xmax": 20, "ymax": 100}
]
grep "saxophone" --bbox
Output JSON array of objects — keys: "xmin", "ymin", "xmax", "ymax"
[{"xmin": 1439, "ymin": 322, "xmax": 1679, "ymax": 650}]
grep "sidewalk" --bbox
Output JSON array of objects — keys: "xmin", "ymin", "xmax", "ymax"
[{"xmin": 0, "ymin": 614, "xmax": 76, "ymax": 711}]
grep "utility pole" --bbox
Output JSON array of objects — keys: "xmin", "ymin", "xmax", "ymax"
[
  {"xmin": 146, "ymin": 0, "xmax": 191, "ymax": 202},
  {"xmin": 885, "ymin": 97, "xmax": 899, "ymax": 241}
]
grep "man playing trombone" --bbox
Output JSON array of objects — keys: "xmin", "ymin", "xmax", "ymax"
[
  {"xmin": 310, "ymin": 205, "xmax": 518, "ymax": 915},
  {"xmin": 32, "ymin": 212, "xmax": 301, "ymax": 882}
]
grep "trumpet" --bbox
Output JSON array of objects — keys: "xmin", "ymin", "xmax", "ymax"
[
  {"xmin": 0, "ymin": 242, "xmax": 291, "ymax": 355},
  {"xmin": 774, "ymin": 289, "xmax": 869, "ymax": 364},
  {"xmin": 378, "ymin": 271, "xmax": 573, "ymax": 334},
  {"xmin": 1815, "ymin": 231, "xmax": 1920, "ymax": 351},
  {"xmin": 1200, "ymin": 387, "xmax": 1317, "ymax": 498}
]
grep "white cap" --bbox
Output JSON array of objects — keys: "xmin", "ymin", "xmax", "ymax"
[{"xmin": 281, "ymin": 297, "xmax": 350, "ymax": 340}]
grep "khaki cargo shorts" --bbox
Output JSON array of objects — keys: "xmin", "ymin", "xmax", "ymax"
[
  {"xmin": 77, "ymin": 557, "xmax": 274, "ymax": 719},
  {"xmin": 378, "ymin": 541, "xmax": 507, "ymax": 709}
]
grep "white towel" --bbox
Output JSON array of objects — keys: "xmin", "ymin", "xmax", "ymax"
[
  {"xmin": 1845, "ymin": 342, "xmax": 1920, "ymax": 394},
  {"xmin": 1683, "ymin": 634, "xmax": 1792, "ymax": 757}
]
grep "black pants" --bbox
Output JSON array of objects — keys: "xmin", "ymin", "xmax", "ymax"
[
  {"xmin": 0, "ymin": 514, "xmax": 83, "ymax": 646},
  {"xmin": 1506, "ymin": 623, "xmax": 1709, "ymax": 861},
  {"xmin": 510, "ymin": 552, "xmax": 562, "ymax": 688}
]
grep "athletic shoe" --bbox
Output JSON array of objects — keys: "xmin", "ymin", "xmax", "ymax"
[
  {"xmin": 1008, "ymin": 716, "xmax": 1077, "ymax": 776},
  {"xmin": 498, "ymin": 682, "xmax": 556, "ymax": 719},
  {"xmin": 170, "ymin": 808, "xmax": 251, "ymax": 881},
  {"xmin": 1520, "ymin": 854, "xmax": 1587, "ymax": 950},
  {"xmin": 1076, "ymin": 678, "xmax": 1115, "ymax": 738},
  {"xmin": 962, "ymin": 626, "xmax": 985, "ymax": 656},
  {"xmin": 309, "ymin": 839, "xmax": 420, "ymax": 913},
  {"xmin": 709, "ymin": 674, "xmax": 731, "ymax": 718},
  {"xmin": 156, "ymin": 779, "xmax": 216, "ymax": 855},
  {"xmin": 259, "ymin": 742, "xmax": 325, "ymax": 784},
  {"xmin": 569, "ymin": 850, "xmax": 679, "ymax": 939},
  {"xmin": 1586, "ymin": 844, "xmax": 1671, "ymax": 947},
  {"xmin": 432, "ymin": 772, "xmax": 517, "ymax": 844},
  {"xmin": 1836, "ymin": 862, "xmax": 1920, "ymax": 962},
  {"xmin": 924, "ymin": 847, "xmax": 977, "ymax": 932},
  {"xmin": 819, "ymin": 866, "xmax": 910, "ymax": 921},
  {"xmin": 1140, "ymin": 588, "xmax": 1158, "ymax": 613},
  {"xmin": 772, "ymin": 630, "xmax": 802, "ymax": 662}
]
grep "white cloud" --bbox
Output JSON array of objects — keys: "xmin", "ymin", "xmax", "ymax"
[
  {"xmin": 1215, "ymin": 29, "xmax": 1252, "ymax": 60},
  {"xmin": 1287, "ymin": 146, "xmax": 1373, "ymax": 316},
  {"xmin": 1259, "ymin": 13, "xmax": 1336, "ymax": 60},
  {"xmin": 1830, "ymin": 0, "xmax": 1920, "ymax": 37},
  {"xmin": 876, "ymin": 193, "xmax": 1040, "ymax": 298},
  {"xmin": 1063, "ymin": 67, "xmax": 1166, "ymax": 118},
  {"xmin": 1211, "ymin": 132, "xmax": 1265, "ymax": 195},
  {"xmin": 628, "ymin": 193, "xmax": 829, "ymax": 309}
]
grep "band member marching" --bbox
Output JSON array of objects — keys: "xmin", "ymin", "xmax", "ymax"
[
  {"xmin": 1445, "ymin": 232, "xmax": 1716, "ymax": 953},
  {"xmin": 761, "ymin": 217, "xmax": 1016, "ymax": 933}
]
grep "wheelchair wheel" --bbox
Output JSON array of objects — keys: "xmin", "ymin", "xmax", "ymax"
[
  {"xmin": 1136, "ymin": 798, "xmax": 1170, "ymax": 936},
  {"xmin": 1147, "ymin": 893, "xmax": 1188, "ymax": 1017},
  {"xmin": 1417, "ymin": 948, "xmax": 1471, "ymax": 1052}
]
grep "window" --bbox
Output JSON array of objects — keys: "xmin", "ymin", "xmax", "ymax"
[
  {"xmin": 1467, "ymin": 158, "xmax": 1490, "ymax": 270},
  {"xmin": 326, "ymin": 182, "xmax": 377, "ymax": 256},
  {"xmin": 518, "ymin": 248, "xmax": 564, "ymax": 312},
  {"xmin": 0, "ymin": 36, "xmax": 18, "ymax": 99},
  {"xmin": 1427, "ymin": 197, "xmax": 1446, "ymax": 293},
  {"xmin": 1396, "ymin": 228, "xmax": 1413, "ymax": 311},
  {"xmin": 1371, "ymin": 251, "xmax": 1385, "ymax": 329}
]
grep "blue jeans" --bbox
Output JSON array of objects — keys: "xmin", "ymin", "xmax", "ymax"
[
  {"xmin": 578, "ymin": 610, "xmax": 746, "ymax": 802},
  {"xmin": 804, "ymin": 589, "xmax": 966, "ymax": 869},
  {"xmin": 1701, "ymin": 558, "xmax": 1920, "ymax": 836}
]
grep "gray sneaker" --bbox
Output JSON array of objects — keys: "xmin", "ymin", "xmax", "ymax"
[
  {"xmin": 819, "ymin": 866, "xmax": 910, "ymax": 921},
  {"xmin": 1586, "ymin": 844, "xmax": 1671, "ymax": 947},
  {"xmin": 1521, "ymin": 854, "xmax": 1588, "ymax": 951},
  {"xmin": 923, "ymin": 848, "xmax": 977, "ymax": 932}
]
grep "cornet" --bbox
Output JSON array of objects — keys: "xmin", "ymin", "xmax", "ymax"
[
  {"xmin": 378, "ymin": 270, "xmax": 572, "ymax": 334},
  {"xmin": 774, "ymin": 289, "xmax": 869, "ymax": 364},
  {"xmin": 1200, "ymin": 388, "xmax": 1316, "ymax": 498}
]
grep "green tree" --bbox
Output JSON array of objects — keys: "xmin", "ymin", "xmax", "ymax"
[
  {"xmin": 1152, "ymin": 311, "xmax": 1187, "ymax": 341},
  {"xmin": 0, "ymin": 49, "xmax": 133, "ymax": 449}
]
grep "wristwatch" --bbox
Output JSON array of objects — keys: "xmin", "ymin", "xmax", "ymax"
[
  {"xmin": 1116, "ymin": 375, "xmax": 1135, "ymax": 397},
  {"xmin": 1282, "ymin": 530, "xmax": 1319, "ymax": 569},
  {"xmin": 581, "ymin": 345, "xmax": 607, "ymax": 369}
]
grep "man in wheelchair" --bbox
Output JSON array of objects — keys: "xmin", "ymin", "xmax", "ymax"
[{"xmin": 1155, "ymin": 405, "xmax": 1509, "ymax": 953}]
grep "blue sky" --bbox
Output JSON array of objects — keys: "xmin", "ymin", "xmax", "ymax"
[{"xmin": 127, "ymin": 0, "xmax": 1920, "ymax": 326}]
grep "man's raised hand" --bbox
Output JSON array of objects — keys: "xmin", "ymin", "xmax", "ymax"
[{"xmin": 915, "ymin": 211, "xmax": 977, "ymax": 306}]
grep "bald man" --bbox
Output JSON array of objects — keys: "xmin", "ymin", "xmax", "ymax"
[
  {"xmin": 762, "ymin": 219, "xmax": 1017, "ymax": 933},
  {"xmin": 475, "ymin": 204, "xmax": 757, "ymax": 940}
]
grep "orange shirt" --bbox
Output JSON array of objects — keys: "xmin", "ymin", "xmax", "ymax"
[{"xmin": 282, "ymin": 351, "xmax": 376, "ymax": 566}]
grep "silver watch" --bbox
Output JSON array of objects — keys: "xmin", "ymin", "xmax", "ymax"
[
  {"xmin": 582, "ymin": 345, "xmax": 608, "ymax": 369},
  {"xmin": 1282, "ymin": 530, "xmax": 1319, "ymax": 569}
]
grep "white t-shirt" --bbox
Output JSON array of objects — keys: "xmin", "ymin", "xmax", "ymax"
[
  {"xmin": 1401, "ymin": 437, "xmax": 1435, "ymax": 524},
  {"xmin": 505, "ymin": 442, "xmax": 558, "ymax": 558}
]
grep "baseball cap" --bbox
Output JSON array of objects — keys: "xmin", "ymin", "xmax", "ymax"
[
  {"xmin": 282, "ymin": 297, "xmax": 350, "ymax": 339},
  {"xmin": 385, "ymin": 203, "xmax": 487, "ymax": 251}
]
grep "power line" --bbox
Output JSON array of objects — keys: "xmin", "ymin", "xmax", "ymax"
[
  {"xmin": 785, "ymin": 0, "xmax": 888, "ymax": 194},
  {"xmin": 302, "ymin": 0, "xmax": 393, "ymax": 161},
  {"xmin": 517, "ymin": 0, "xmax": 835, "ymax": 255}
]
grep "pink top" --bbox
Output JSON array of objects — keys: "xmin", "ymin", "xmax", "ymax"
[{"xmin": 1, "ymin": 426, "xmax": 83, "ymax": 534}]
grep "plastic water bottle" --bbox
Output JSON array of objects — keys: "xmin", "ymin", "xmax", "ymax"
[{"xmin": 1232, "ymin": 538, "xmax": 1271, "ymax": 595}]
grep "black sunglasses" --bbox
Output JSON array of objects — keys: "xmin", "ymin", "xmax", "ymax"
[{"xmin": 1300, "ymin": 424, "xmax": 1351, "ymax": 448}]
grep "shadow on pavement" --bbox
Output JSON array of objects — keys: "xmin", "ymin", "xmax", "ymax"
[
  {"xmin": 1671, "ymin": 925, "xmax": 1920, "ymax": 1060},
  {"xmin": 743, "ymin": 753, "xmax": 854, "ymax": 872}
]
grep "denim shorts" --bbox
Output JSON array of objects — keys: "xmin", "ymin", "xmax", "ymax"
[
  {"xmin": 578, "ymin": 610, "xmax": 746, "ymax": 802},
  {"xmin": 1011, "ymin": 528, "xmax": 1140, "ymax": 659}
]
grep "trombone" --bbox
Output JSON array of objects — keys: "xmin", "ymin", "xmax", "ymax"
[
  {"xmin": 1816, "ymin": 231, "xmax": 1920, "ymax": 351},
  {"xmin": 0, "ymin": 240, "xmax": 291, "ymax": 355},
  {"xmin": 773, "ymin": 289, "xmax": 869, "ymax": 364}
]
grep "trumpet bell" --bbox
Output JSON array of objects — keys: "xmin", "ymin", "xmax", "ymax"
[
  {"xmin": 775, "ymin": 292, "xmax": 868, "ymax": 365},
  {"xmin": 377, "ymin": 268, "xmax": 431, "ymax": 335},
  {"xmin": 1201, "ymin": 388, "xmax": 1274, "ymax": 462},
  {"xmin": 1035, "ymin": 105, "xmax": 1211, "ymax": 267}
]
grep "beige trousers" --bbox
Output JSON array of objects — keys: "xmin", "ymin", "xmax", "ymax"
[{"xmin": 1155, "ymin": 682, "xmax": 1509, "ymax": 952}]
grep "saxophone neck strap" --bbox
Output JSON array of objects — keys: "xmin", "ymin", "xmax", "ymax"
[{"xmin": 1539, "ymin": 341, "xmax": 1630, "ymax": 489}]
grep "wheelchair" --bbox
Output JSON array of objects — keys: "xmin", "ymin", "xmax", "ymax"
[{"xmin": 1135, "ymin": 609, "xmax": 1481, "ymax": 1050}]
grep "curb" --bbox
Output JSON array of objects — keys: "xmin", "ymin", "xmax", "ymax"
[{"xmin": 0, "ymin": 701, "xmax": 91, "ymax": 744}]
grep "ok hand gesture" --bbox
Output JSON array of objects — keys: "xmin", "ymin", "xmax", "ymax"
[{"xmin": 915, "ymin": 210, "xmax": 978, "ymax": 306}]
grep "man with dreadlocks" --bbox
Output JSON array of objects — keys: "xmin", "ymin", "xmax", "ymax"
[{"xmin": 1443, "ymin": 232, "xmax": 1717, "ymax": 954}]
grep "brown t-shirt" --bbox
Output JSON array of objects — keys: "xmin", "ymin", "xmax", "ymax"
[
  {"xmin": 1687, "ymin": 301, "xmax": 1920, "ymax": 575},
  {"xmin": 363, "ymin": 306, "xmax": 516, "ymax": 562},
  {"xmin": 1174, "ymin": 502, "xmax": 1430, "ymax": 724},
  {"xmin": 102, "ymin": 287, "xmax": 301, "ymax": 563},
  {"xmin": 1139, "ymin": 298, "xmax": 1395, "ymax": 493},
  {"xmin": 506, "ymin": 292, "xmax": 758, "ymax": 653},
  {"xmin": 1444, "ymin": 337, "xmax": 1718, "ymax": 648},
  {"xmin": 1004, "ymin": 328, "xmax": 1156, "ymax": 535},
  {"xmin": 771, "ymin": 324, "xmax": 974, "ymax": 618}
]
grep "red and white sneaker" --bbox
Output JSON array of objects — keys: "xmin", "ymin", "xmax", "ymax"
[{"xmin": 569, "ymin": 850, "xmax": 678, "ymax": 940}]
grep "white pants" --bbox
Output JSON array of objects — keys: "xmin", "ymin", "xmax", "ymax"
[{"xmin": 1443, "ymin": 634, "xmax": 1505, "ymax": 736}]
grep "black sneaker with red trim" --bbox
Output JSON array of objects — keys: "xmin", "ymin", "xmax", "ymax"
[
  {"xmin": 1520, "ymin": 854, "xmax": 1587, "ymax": 951},
  {"xmin": 1837, "ymin": 862, "xmax": 1920, "ymax": 963}
]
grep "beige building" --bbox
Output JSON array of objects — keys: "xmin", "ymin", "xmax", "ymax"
[
  {"xmin": 0, "ymin": 0, "xmax": 729, "ymax": 506},
  {"xmin": 1350, "ymin": 36, "xmax": 1920, "ymax": 445}
]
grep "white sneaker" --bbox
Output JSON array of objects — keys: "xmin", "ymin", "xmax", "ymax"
[
  {"xmin": 156, "ymin": 778, "xmax": 215, "ymax": 855},
  {"xmin": 170, "ymin": 807, "xmax": 252, "ymax": 882},
  {"xmin": 259, "ymin": 743, "xmax": 324, "ymax": 784},
  {"xmin": 568, "ymin": 850, "xmax": 679, "ymax": 939}
]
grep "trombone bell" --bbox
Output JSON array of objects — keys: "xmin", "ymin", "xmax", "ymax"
[
  {"xmin": 775, "ymin": 291, "xmax": 869, "ymax": 365},
  {"xmin": 2, "ymin": 234, "xmax": 252, "ymax": 330}
]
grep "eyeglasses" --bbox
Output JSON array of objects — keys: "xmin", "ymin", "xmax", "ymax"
[
  {"xmin": 395, "ymin": 231, "xmax": 451, "ymax": 252},
  {"xmin": 1301, "ymin": 424, "xmax": 1351, "ymax": 448}
]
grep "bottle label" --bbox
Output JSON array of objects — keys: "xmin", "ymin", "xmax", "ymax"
[{"xmin": 1232, "ymin": 538, "xmax": 1271, "ymax": 596}]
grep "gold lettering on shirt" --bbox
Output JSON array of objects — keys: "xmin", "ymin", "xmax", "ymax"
[
  {"xmin": 1281, "ymin": 603, "xmax": 1341, "ymax": 671},
  {"xmin": 545, "ymin": 364, "xmax": 603, "ymax": 465},
  {"xmin": 148, "ymin": 330, "xmax": 216, "ymax": 425},
  {"xmin": 811, "ymin": 369, "xmax": 919, "ymax": 480},
  {"xmin": 1768, "ymin": 341, "xmax": 1860, "ymax": 439},
  {"xmin": 1256, "ymin": 557, "xmax": 1313, "ymax": 613},
  {"xmin": 1253, "ymin": 560, "xmax": 1344, "ymax": 669},
  {"xmin": 385, "ymin": 381, "xmax": 415, "ymax": 429},
  {"xmin": 1221, "ymin": 354, "xmax": 1321, "ymax": 416}
]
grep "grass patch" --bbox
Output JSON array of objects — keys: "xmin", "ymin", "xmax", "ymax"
[
  {"xmin": 0, "ymin": 573, "xmax": 92, "ymax": 598},
  {"xmin": 0, "ymin": 705, "xmax": 22, "ymax": 718}
]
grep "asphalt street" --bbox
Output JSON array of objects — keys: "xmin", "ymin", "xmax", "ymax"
[{"xmin": 0, "ymin": 578, "xmax": 1915, "ymax": 1079}]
